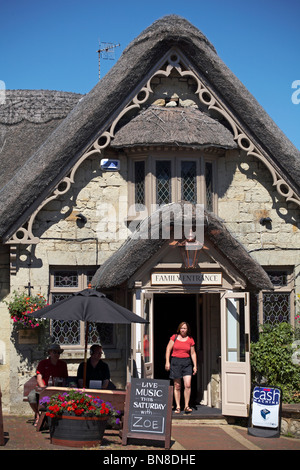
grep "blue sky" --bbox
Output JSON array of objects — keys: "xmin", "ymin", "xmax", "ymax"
[{"xmin": 1, "ymin": 0, "xmax": 299, "ymax": 149}]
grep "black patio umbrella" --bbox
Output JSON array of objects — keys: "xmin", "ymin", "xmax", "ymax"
[{"xmin": 29, "ymin": 288, "xmax": 148, "ymax": 387}]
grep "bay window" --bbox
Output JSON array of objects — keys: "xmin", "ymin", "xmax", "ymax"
[{"xmin": 129, "ymin": 152, "xmax": 216, "ymax": 214}]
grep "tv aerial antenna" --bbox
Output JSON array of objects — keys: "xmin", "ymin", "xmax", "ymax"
[{"xmin": 97, "ymin": 41, "xmax": 120, "ymax": 80}]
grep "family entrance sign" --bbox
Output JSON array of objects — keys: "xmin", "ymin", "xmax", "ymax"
[
  {"xmin": 248, "ymin": 385, "xmax": 282, "ymax": 438},
  {"xmin": 121, "ymin": 378, "xmax": 173, "ymax": 449}
]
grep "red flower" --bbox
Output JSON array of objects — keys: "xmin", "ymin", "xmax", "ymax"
[{"xmin": 40, "ymin": 389, "xmax": 121, "ymax": 425}]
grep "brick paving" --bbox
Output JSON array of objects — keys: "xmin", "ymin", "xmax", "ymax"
[
  {"xmin": 0, "ymin": 415, "xmax": 163, "ymax": 451},
  {"xmin": 171, "ymin": 422, "xmax": 300, "ymax": 451},
  {"xmin": 171, "ymin": 424, "xmax": 246, "ymax": 450},
  {"xmin": 234, "ymin": 426, "xmax": 300, "ymax": 451},
  {"xmin": 1, "ymin": 414, "xmax": 300, "ymax": 451}
]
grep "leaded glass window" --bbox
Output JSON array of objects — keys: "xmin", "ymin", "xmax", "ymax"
[
  {"xmin": 134, "ymin": 161, "xmax": 145, "ymax": 209},
  {"xmin": 132, "ymin": 154, "xmax": 216, "ymax": 211},
  {"xmin": 259, "ymin": 269, "xmax": 294, "ymax": 327},
  {"xmin": 54, "ymin": 271, "xmax": 78, "ymax": 288},
  {"xmin": 205, "ymin": 162, "xmax": 213, "ymax": 212},
  {"xmin": 263, "ymin": 292, "xmax": 290, "ymax": 324},
  {"xmin": 51, "ymin": 293, "xmax": 80, "ymax": 345},
  {"xmin": 156, "ymin": 160, "xmax": 171, "ymax": 205},
  {"xmin": 50, "ymin": 269, "xmax": 115, "ymax": 348},
  {"xmin": 267, "ymin": 271, "xmax": 288, "ymax": 287},
  {"xmin": 52, "ymin": 319, "xmax": 81, "ymax": 345},
  {"xmin": 94, "ymin": 323, "xmax": 114, "ymax": 346},
  {"xmin": 181, "ymin": 161, "xmax": 196, "ymax": 203}
]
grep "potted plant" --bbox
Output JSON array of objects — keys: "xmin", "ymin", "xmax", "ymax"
[
  {"xmin": 6, "ymin": 291, "xmax": 48, "ymax": 328},
  {"xmin": 40, "ymin": 389, "xmax": 122, "ymax": 447}
]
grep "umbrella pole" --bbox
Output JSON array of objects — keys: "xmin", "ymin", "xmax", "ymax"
[{"xmin": 83, "ymin": 321, "xmax": 89, "ymax": 388}]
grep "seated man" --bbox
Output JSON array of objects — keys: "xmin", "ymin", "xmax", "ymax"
[
  {"xmin": 28, "ymin": 344, "xmax": 68, "ymax": 425},
  {"xmin": 77, "ymin": 344, "xmax": 110, "ymax": 389}
]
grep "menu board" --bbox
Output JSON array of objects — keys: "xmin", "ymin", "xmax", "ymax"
[{"xmin": 122, "ymin": 378, "xmax": 173, "ymax": 449}]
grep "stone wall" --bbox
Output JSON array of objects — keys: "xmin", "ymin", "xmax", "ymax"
[
  {"xmin": 2, "ymin": 153, "xmax": 129, "ymax": 414},
  {"xmin": 218, "ymin": 149, "xmax": 300, "ymax": 294},
  {"xmin": 281, "ymin": 405, "xmax": 300, "ymax": 438},
  {"xmin": 0, "ymin": 245, "xmax": 10, "ymax": 412}
]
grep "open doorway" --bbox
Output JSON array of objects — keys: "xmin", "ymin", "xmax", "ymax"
[{"xmin": 153, "ymin": 293, "xmax": 200, "ymax": 406}]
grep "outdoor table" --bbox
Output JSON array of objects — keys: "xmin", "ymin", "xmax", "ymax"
[{"xmin": 36, "ymin": 386, "xmax": 126, "ymax": 431}]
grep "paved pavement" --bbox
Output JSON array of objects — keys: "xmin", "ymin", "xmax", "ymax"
[{"xmin": 1, "ymin": 414, "xmax": 300, "ymax": 453}]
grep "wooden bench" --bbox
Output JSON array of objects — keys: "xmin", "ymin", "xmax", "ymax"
[{"xmin": 36, "ymin": 386, "xmax": 126, "ymax": 431}]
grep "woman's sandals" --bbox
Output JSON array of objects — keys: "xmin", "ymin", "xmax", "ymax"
[
  {"xmin": 174, "ymin": 406, "xmax": 192, "ymax": 414},
  {"xmin": 184, "ymin": 406, "xmax": 192, "ymax": 414}
]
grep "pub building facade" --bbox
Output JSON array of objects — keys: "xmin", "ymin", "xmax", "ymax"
[{"xmin": 0, "ymin": 16, "xmax": 299, "ymax": 418}]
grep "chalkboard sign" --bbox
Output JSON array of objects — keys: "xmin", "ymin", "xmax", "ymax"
[
  {"xmin": 248, "ymin": 385, "xmax": 282, "ymax": 438},
  {"xmin": 121, "ymin": 378, "xmax": 173, "ymax": 449}
]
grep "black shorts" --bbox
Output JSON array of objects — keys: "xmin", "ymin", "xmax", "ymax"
[{"xmin": 169, "ymin": 357, "xmax": 192, "ymax": 379}]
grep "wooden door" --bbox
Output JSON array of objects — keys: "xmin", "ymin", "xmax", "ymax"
[{"xmin": 221, "ymin": 292, "xmax": 250, "ymax": 417}]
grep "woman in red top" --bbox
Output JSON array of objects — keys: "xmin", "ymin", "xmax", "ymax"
[{"xmin": 165, "ymin": 322, "xmax": 197, "ymax": 414}]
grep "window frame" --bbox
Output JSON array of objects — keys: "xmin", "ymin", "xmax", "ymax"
[
  {"xmin": 128, "ymin": 150, "xmax": 217, "ymax": 217},
  {"xmin": 258, "ymin": 267, "xmax": 295, "ymax": 327},
  {"xmin": 49, "ymin": 267, "xmax": 116, "ymax": 350},
  {"xmin": 177, "ymin": 157, "xmax": 200, "ymax": 204}
]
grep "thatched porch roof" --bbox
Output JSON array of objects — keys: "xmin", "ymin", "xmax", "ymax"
[{"xmin": 92, "ymin": 203, "xmax": 273, "ymax": 292}]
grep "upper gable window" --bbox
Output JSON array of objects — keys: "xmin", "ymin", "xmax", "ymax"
[{"xmin": 129, "ymin": 152, "xmax": 216, "ymax": 216}]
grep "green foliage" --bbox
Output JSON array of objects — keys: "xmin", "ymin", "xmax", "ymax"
[{"xmin": 250, "ymin": 322, "xmax": 300, "ymax": 403}]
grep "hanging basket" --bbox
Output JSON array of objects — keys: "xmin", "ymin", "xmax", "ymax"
[{"xmin": 50, "ymin": 414, "xmax": 108, "ymax": 448}]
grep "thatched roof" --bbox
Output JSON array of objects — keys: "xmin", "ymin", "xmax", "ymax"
[
  {"xmin": 0, "ymin": 15, "xmax": 299, "ymax": 241},
  {"xmin": 111, "ymin": 106, "xmax": 237, "ymax": 150},
  {"xmin": 92, "ymin": 203, "xmax": 273, "ymax": 292}
]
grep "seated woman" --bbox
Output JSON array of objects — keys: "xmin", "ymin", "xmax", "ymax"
[{"xmin": 77, "ymin": 344, "xmax": 110, "ymax": 389}]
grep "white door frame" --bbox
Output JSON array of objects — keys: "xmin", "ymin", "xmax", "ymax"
[
  {"xmin": 221, "ymin": 291, "xmax": 251, "ymax": 417},
  {"xmin": 132, "ymin": 289, "xmax": 154, "ymax": 379},
  {"xmin": 143, "ymin": 291, "xmax": 154, "ymax": 378}
]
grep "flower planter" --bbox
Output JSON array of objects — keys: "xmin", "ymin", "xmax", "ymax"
[{"xmin": 50, "ymin": 414, "xmax": 108, "ymax": 448}]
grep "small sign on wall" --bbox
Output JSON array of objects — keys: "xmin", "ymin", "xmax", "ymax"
[
  {"xmin": 151, "ymin": 272, "xmax": 222, "ymax": 285},
  {"xmin": 18, "ymin": 328, "xmax": 39, "ymax": 344},
  {"xmin": 100, "ymin": 159, "xmax": 120, "ymax": 171}
]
